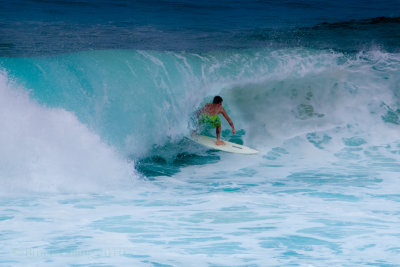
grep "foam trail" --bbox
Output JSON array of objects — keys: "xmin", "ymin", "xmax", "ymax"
[{"xmin": 0, "ymin": 70, "xmax": 135, "ymax": 193}]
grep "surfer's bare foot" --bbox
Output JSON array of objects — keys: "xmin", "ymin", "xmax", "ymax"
[{"xmin": 216, "ymin": 140, "xmax": 225, "ymax": 145}]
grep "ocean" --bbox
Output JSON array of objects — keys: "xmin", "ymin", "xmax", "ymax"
[{"xmin": 1, "ymin": 0, "xmax": 400, "ymax": 266}]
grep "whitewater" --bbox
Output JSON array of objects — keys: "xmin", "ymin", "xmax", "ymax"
[{"xmin": 1, "ymin": 0, "xmax": 400, "ymax": 266}]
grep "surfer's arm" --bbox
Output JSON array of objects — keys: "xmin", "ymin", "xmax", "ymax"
[{"xmin": 221, "ymin": 108, "xmax": 236, "ymax": 135}]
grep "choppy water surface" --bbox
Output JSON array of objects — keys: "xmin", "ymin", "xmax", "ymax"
[{"xmin": 1, "ymin": 150, "xmax": 400, "ymax": 265}]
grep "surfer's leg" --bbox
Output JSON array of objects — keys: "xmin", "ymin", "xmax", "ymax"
[{"xmin": 216, "ymin": 125, "xmax": 224, "ymax": 145}]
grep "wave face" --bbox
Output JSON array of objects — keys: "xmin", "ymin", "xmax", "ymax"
[{"xmin": 1, "ymin": 48, "xmax": 400, "ymax": 181}]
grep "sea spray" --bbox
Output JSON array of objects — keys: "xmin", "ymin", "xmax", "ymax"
[{"xmin": 0, "ymin": 69, "xmax": 134, "ymax": 193}]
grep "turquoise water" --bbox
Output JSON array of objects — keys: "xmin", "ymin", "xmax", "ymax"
[
  {"xmin": 1, "ymin": 0, "xmax": 400, "ymax": 266},
  {"xmin": 1, "ymin": 46, "xmax": 400, "ymax": 266},
  {"xmin": 1, "ymin": 47, "xmax": 400, "ymax": 266}
]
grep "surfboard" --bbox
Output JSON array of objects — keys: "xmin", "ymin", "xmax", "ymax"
[{"xmin": 190, "ymin": 134, "xmax": 259, "ymax": 154}]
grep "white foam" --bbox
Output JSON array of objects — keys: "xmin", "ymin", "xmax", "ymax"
[
  {"xmin": 219, "ymin": 49, "xmax": 400, "ymax": 152},
  {"xmin": 0, "ymin": 70, "xmax": 136, "ymax": 194}
]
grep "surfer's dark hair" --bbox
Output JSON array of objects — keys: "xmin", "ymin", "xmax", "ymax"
[{"xmin": 213, "ymin": 96, "xmax": 223, "ymax": 104}]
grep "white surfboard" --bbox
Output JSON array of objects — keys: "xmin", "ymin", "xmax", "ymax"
[{"xmin": 190, "ymin": 134, "xmax": 258, "ymax": 154}]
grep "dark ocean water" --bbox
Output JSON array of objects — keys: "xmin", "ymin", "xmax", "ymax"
[{"xmin": 1, "ymin": 0, "xmax": 400, "ymax": 56}]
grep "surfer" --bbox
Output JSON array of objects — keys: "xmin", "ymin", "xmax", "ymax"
[{"xmin": 197, "ymin": 96, "xmax": 236, "ymax": 145}]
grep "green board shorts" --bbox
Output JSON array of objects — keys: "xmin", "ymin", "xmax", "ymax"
[{"xmin": 199, "ymin": 113, "xmax": 221, "ymax": 128}]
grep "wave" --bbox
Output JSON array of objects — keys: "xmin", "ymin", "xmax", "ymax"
[{"xmin": 1, "ymin": 47, "xmax": 400, "ymax": 182}]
